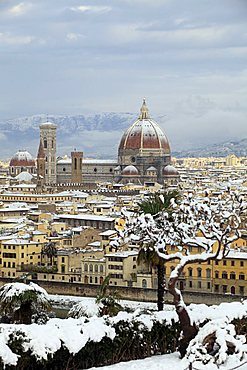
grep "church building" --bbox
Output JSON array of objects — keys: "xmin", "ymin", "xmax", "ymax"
[{"xmin": 9, "ymin": 99, "xmax": 179, "ymax": 188}]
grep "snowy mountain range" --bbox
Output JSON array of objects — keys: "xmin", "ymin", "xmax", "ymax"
[{"xmin": 0, "ymin": 113, "xmax": 246, "ymax": 160}]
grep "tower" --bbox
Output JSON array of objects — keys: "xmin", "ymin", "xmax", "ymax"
[
  {"xmin": 36, "ymin": 139, "xmax": 45, "ymax": 189},
  {"xmin": 39, "ymin": 122, "xmax": 57, "ymax": 184},
  {"xmin": 71, "ymin": 151, "xmax": 83, "ymax": 183}
]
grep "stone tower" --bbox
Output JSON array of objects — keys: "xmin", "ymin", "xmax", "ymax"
[
  {"xmin": 36, "ymin": 139, "xmax": 45, "ymax": 189},
  {"xmin": 71, "ymin": 151, "xmax": 83, "ymax": 183},
  {"xmin": 39, "ymin": 122, "xmax": 57, "ymax": 184}
]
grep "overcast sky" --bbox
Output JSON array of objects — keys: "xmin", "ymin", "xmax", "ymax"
[{"xmin": 0, "ymin": 0, "xmax": 246, "ymax": 147}]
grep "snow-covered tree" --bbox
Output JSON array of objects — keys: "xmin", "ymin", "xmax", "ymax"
[
  {"xmin": 138, "ymin": 190, "xmax": 180, "ymax": 311},
  {"xmin": 0, "ymin": 282, "xmax": 51, "ymax": 324},
  {"xmin": 112, "ymin": 190, "xmax": 246, "ymax": 356}
]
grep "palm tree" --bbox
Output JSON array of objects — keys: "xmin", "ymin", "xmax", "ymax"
[
  {"xmin": 0, "ymin": 282, "xmax": 51, "ymax": 324},
  {"xmin": 138, "ymin": 190, "xmax": 180, "ymax": 311},
  {"xmin": 42, "ymin": 241, "xmax": 57, "ymax": 266},
  {"xmin": 96, "ymin": 275, "xmax": 122, "ymax": 316}
]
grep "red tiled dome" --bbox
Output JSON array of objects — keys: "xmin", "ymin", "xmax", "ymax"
[
  {"xmin": 9, "ymin": 150, "xmax": 35, "ymax": 167},
  {"xmin": 163, "ymin": 165, "xmax": 179, "ymax": 177},
  {"xmin": 119, "ymin": 99, "xmax": 170, "ymax": 153},
  {"xmin": 122, "ymin": 165, "xmax": 139, "ymax": 176}
]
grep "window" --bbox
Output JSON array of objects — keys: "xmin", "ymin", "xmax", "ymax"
[
  {"xmin": 230, "ymin": 272, "xmax": 236, "ymax": 280},
  {"xmin": 222, "ymin": 271, "xmax": 228, "ymax": 279},
  {"xmin": 94, "ymin": 168, "xmax": 97, "ymax": 173},
  {"xmin": 84, "ymin": 264, "xmax": 88, "ymax": 272},
  {"xmin": 231, "ymin": 260, "xmax": 235, "ymax": 267},
  {"xmin": 207, "ymin": 282, "xmax": 211, "ymax": 290},
  {"xmin": 189, "ymin": 281, "xmax": 193, "ymax": 288},
  {"xmin": 222, "ymin": 285, "xmax": 227, "ymax": 293},
  {"xmin": 44, "ymin": 139, "xmax": 47, "ymax": 148},
  {"xmin": 142, "ymin": 279, "xmax": 147, "ymax": 288},
  {"xmin": 239, "ymin": 273, "xmax": 245, "ymax": 280},
  {"xmin": 63, "ymin": 168, "xmax": 66, "ymax": 172},
  {"xmin": 240, "ymin": 261, "xmax": 244, "ymax": 267},
  {"xmin": 215, "ymin": 284, "xmax": 219, "ymax": 292},
  {"xmin": 206, "ymin": 269, "xmax": 211, "ymax": 278},
  {"xmin": 215, "ymin": 260, "xmax": 219, "ymax": 265},
  {"xmin": 240, "ymin": 286, "xmax": 245, "ymax": 295},
  {"xmin": 95, "ymin": 277, "xmax": 98, "ymax": 284},
  {"xmin": 215, "ymin": 271, "xmax": 219, "ymax": 279},
  {"xmin": 100, "ymin": 265, "xmax": 103, "ymax": 273},
  {"xmin": 197, "ymin": 268, "xmax": 202, "ymax": 278},
  {"xmin": 95, "ymin": 265, "xmax": 98, "ymax": 273},
  {"xmin": 188, "ymin": 268, "xmax": 193, "ymax": 277},
  {"xmin": 223, "ymin": 260, "xmax": 227, "ymax": 266},
  {"xmin": 61, "ymin": 265, "xmax": 65, "ymax": 273},
  {"xmin": 90, "ymin": 276, "xmax": 93, "ymax": 283},
  {"xmin": 198, "ymin": 281, "xmax": 202, "ymax": 289},
  {"xmin": 89, "ymin": 264, "xmax": 93, "ymax": 272}
]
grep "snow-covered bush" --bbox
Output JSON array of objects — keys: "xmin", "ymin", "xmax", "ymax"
[
  {"xmin": 0, "ymin": 282, "xmax": 51, "ymax": 324},
  {"xmin": 0, "ymin": 310, "xmax": 180, "ymax": 369}
]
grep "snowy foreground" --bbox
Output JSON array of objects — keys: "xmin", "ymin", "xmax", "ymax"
[
  {"xmin": 89, "ymin": 352, "xmax": 247, "ymax": 370},
  {"xmin": 1, "ymin": 295, "xmax": 247, "ymax": 369}
]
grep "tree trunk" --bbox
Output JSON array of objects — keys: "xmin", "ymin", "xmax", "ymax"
[
  {"xmin": 157, "ymin": 261, "xmax": 165, "ymax": 311},
  {"xmin": 168, "ymin": 278, "xmax": 198, "ymax": 357},
  {"xmin": 18, "ymin": 301, "xmax": 32, "ymax": 324}
]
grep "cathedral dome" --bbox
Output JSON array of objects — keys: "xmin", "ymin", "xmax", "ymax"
[
  {"xmin": 118, "ymin": 99, "xmax": 170, "ymax": 153},
  {"xmin": 163, "ymin": 165, "xmax": 179, "ymax": 177},
  {"xmin": 9, "ymin": 150, "xmax": 35, "ymax": 167},
  {"xmin": 122, "ymin": 165, "xmax": 139, "ymax": 176}
]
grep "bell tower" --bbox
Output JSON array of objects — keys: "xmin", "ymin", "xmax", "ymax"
[
  {"xmin": 71, "ymin": 151, "xmax": 83, "ymax": 183},
  {"xmin": 39, "ymin": 122, "xmax": 57, "ymax": 184}
]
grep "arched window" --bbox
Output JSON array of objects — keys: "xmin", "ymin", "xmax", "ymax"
[
  {"xmin": 84, "ymin": 276, "xmax": 88, "ymax": 284},
  {"xmin": 84, "ymin": 264, "xmax": 88, "ymax": 272},
  {"xmin": 100, "ymin": 265, "xmax": 103, "ymax": 273},
  {"xmin": 95, "ymin": 264, "xmax": 98, "ymax": 273},
  {"xmin": 230, "ymin": 272, "xmax": 236, "ymax": 280},
  {"xmin": 231, "ymin": 286, "xmax": 235, "ymax": 295},
  {"xmin": 90, "ymin": 276, "xmax": 93, "ymax": 283},
  {"xmin": 142, "ymin": 279, "xmax": 147, "ymax": 288},
  {"xmin": 44, "ymin": 138, "xmax": 47, "ymax": 149},
  {"xmin": 222, "ymin": 271, "xmax": 228, "ymax": 279},
  {"xmin": 206, "ymin": 269, "xmax": 211, "ymax": 278},
  {"xmin": 89, "ymin": 264, "xmax": 93, "ymax": 272},
  {"xmin": 215, "ymin": 271, "xmax": 219, "ymax": 279},
  {"xmin": 188, "ymin": 268, "xmax": 193, "ymax": 277},
  {"xmin": 197, "ymin": 268, "xmax": 202, "ymax": 278},
  {"xmin": 95, "ymin": 277, "xmax": 98, "ymax": 284}
]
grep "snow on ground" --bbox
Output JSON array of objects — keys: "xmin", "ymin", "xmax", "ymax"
[
  {"xmin": 88, "ymin": 352, "xmax": 247, "ymax": 370},
  {"xmin": 2, "ymin": 293, "xmax": 247, "ymax": 368}
]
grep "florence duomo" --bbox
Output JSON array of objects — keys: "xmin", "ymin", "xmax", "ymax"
[{"xmin": 9, "ymin": 99, "xmax": 180, "ymax": 190}]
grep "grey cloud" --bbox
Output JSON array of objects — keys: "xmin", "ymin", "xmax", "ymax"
[{"xmin": 0, "ymin": 0, "xmax": 246, "ymax": 152}]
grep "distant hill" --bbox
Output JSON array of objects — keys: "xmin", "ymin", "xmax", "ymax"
[
  {"xmin": 0, "ymin": 113, "xmax": 245, "ymax": 160},
  {"xmin": 173, "ymin": 138, "xmax": 247, "ymax": 158}
]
